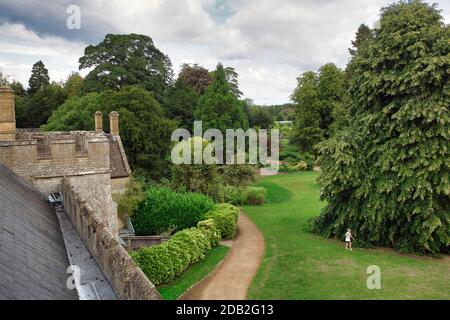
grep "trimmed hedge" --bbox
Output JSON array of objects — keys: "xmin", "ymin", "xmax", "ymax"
[
  {"xmin": 131, "ymin": 219, "xmax": 221, "ymax": 286},
  {"xmin": 131, "ymin": 186, "xmax": 215, "ymax": 235},
  {"xmin": 206, "ymin": 203, "xmax": 240, "ymax": 240},
  {"xmin": 197, "ymin": 219, "xmax": 221, "ymax": 247},
  {"xmin": 218, "ymin": 185, "xmax": 267, "ymax": 205}
]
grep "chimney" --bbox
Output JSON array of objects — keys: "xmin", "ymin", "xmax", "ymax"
[
  {"xmin": 95, "ymin": 111, "xmax": 103, "ymax": 133},
  {"xmin": 0, "ymin": 86, "xmax": 16, "ymax": 141},
  {"xmin": 109, "ymin": 111, "xmax": 119, "ymax": 136}
]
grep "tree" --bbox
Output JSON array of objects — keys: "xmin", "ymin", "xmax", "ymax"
[
  {"xmin": 0, "ymin": 76, "xmax": 27, "ymax": 123},
  {"xmin": 314, "ymin": 0, "xmax": 450, "ymax": 253},
  {"xmin": 178, "ymin": 63, "xmax": 212, "ymax": 95},
  {"xmin": 20, "ymin": 82, "xmax": 67, "ymax": 128},
  {"xmin": 245, "ymin": 104, "xmax": 274, "ymax": 129},
  {"xmin": 1, "ymin": 78, "xmax": 28, "ymax": 127},
  {"xmin": 165, "ymin": 78, "xmax": 198, "ymax": 130},
  {"xmin": 195, "ymin": 63, "xmax": 248, "ymax": 133},
  {"xmin": 9, "ymin": 81, "xmax": 26, "ymax": 97},
  {"xmin": 28, "ymin": 60, "xmax": 50, "ymax": 93},
  {"xmin": 291, "ymin": 64, "xmax": 347, "ymax": 152},
  {"xmin": 79, "ymin": 34, "xmax": 174, "ymax": 102},
  {"xmin": 346, "ymin": 24, "xmax": 375, "ymax": 82},
  {"xmin": 0, "ymin": 72, "xmax": 9, "ymax": 86},
  {"xmin": 170, "ymin": 137, "xmax": 220, "ymax": 198},
  {"xmin": 254, "ymin": 107, "xmax": 274, "ymax": 128},
  {"xmin": 210, "ymin": 65, "xmax": 243, "ymax": 98},
  {"xmin": 291, "ymin": 71, "xmax": 323, "ymax": 153},
  {"xmin": 14, "ymin": 96, "xmax": 27, "ymax": 128},
  {"xmin": 42, "ymin": 93, "xmax": 101, "ymax": 131},
  {"xmin": 45, "ymin": 86, "xmax": 176, "ymax": 179},
  {"xmin": 317, "ymin": 63, "xmax": 347, "ymax": 137},
  {"xmin": 64, "ymin": 72, "xmax": 84, "ymax": 98},
  {"xmin": 349, "ymin": 24, "xmax": 374, "ymax": 56}
]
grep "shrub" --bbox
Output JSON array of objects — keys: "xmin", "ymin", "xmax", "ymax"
[
  {"xmin": 279, "ymin": 164, "xmax": 297, "ymax": 173},
  {"xmin": 298, "ymin": 153, "xmax": 315, "ymax": 170},
  {"xmin": 218, "ymin": 185, "xmax": 246, "ymax": 205},
  {"xmin": 131, "ymin": 220, "xmax": 220, "ymax": 286},
  {"xmin": 206, "ymin": 203, "xmax": 240, "ymax": 239},
  {"xmin": 131, "ymin": 186, "xmax": 215, "ymax": 235},
  {"xmin": 170, "ymin": 137, "xmax": 220, "ymax": 199},
  {"xmin": 279, "ymin": 149, "xmax": 300, "ymax": 162},
  {"xmin": 218, "ymin": 185, "xmax": 267, "ymax": 205},
  {"xmin": 245, "ymin": 187, "xmax": 267, "ymax": 205},
  {"xmin": 221, "ymin": 164, "xmax": 257, "ymax": 187},
  {"xmin": 113, "ymin": 174, "xmax": 144, "ymax": 220},
  {"xmin": 131, "ymin": 243, "xmax": 176, "ymax": 285},
  {"xmin": 280, "ymin": 150, "xmax": 315, "ymax": 171},
  {"xmin": 197, "ymin": 219, "xmax": 221, "ymax": 247},
  {"xmin": 294, "ymin": 161, "xmax": 308, "ymax": 171}
]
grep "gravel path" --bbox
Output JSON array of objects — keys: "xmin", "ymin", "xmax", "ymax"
[{"xmin": 180, "ymin": 213, "xmax": 265, "ymax": 300}]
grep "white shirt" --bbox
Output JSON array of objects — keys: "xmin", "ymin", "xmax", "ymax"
[{"xmin": 345, "ymin": 232, "xmax": 352, "ymax": 242}]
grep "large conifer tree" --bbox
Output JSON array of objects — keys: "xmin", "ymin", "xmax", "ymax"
[
  {"xmin": 195, "ymin": 63, "xmax": 248, "ymax": 133},
  {"xmin": 314, "ymin": 1, "xmax": 450, "ymax": 253},
  {"xmin": 28, "ymin": 60, "xmax": 50, "ymax": 93}
]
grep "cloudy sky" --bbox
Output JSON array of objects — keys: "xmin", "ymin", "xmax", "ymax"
[{"xmin": 0, "ymin": 0, "xmax": 449, "ymax": 105}]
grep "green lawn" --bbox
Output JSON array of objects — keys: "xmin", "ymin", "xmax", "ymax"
[
  {"xmin": 243, "ymin": 172, "xmax": 450, "ymax": 300},
  {"xmin": 157, "ymin": 245, "xmax": 229, "ymax": 300}
]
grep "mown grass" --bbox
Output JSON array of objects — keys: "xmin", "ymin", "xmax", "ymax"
[
  {"xmin": 157, "ymin": 245, "xmax": 229, "ymax": 300},
  {"xmin": 244, "ymin": 172, "xmax": 449, "ymax": 299}
]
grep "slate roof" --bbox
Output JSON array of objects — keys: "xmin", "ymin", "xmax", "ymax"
[{"xmin": 0, "ymin": 164, "xmax": 76, "ymax": 300}]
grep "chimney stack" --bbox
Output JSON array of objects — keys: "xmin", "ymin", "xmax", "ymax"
[
  {"xmin": 0, "ymin": 86, "xmax": 16, "ymax": 141},
  {"xmin": 109, "ymin": 111, "xmax": 119, "ymax": 136},
  {"xmin": 95, "ymin": 111, "xmax": 103, "ymax": 133}
]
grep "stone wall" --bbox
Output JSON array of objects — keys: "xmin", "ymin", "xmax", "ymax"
[
  {"xmin": 0, "ymin": 131, "xmax": 111, "ymax": 195},
  {"xmin": 65, "ymin": 174, "xmax": 118, "ymax": 237},
  {"xmin": 61, "ymin": 178, "xmax": 161, "ymax": 300}
]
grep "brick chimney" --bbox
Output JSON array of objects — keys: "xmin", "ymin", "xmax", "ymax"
[
  {"xmin": 109, "ymin": 111, "xmax": 119, "ymax": 136},
  {"xmin": 95, "ymin": 111, "xmax": 103, "ymax": 133},
  {"xmin": 0, "ymin": 86, "xmax": 16, "ymax": 141}
]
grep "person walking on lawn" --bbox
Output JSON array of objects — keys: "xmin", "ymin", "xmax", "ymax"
[{"xmin": 345, "ymin": 229, "xmax": 354, "ymax": 251}]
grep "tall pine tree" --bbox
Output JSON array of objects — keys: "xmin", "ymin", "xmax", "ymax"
[
  {"xmin": 28, "ymin": 60, "xmax": 50, "ymax": 93},
  {"xmin": 195, "ymin": 63, "xmax": 248, "ymax": 133}
]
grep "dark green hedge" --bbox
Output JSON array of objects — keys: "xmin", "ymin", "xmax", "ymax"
[{"xmin": 131, "ymin": 186, "xmax": 215, "ymax": 235}]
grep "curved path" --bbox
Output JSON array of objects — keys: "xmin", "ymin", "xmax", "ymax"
[{"xmin": 180, "ymin": 213, "xmax": 265, "ymax": 300}]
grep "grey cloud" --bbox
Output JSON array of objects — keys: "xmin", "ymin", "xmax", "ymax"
[
  {"xmin": 0, "ymin": 0, "xmax": 449, "ymax": 104},
  {"xmin": 0, "ymin": 0, "xmax": 119, "ymax": 43}
]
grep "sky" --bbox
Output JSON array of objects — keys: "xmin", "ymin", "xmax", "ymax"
[{"xmin": 0, "ymin": 0, "xmax": 449, "ymax": 105}]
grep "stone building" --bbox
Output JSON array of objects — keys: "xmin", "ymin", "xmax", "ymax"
[
  {"xmin": 0, "ymin": 86, "xmax": 131, "ymax": 196},
  {"xmin": 0, "ymin": 86, "xmax": 160, "ymax": 300}
]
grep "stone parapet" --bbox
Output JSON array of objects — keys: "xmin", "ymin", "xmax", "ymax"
[{"xmin": 61, "ymin": 178, "xmax": 161, "ymax": 300}]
